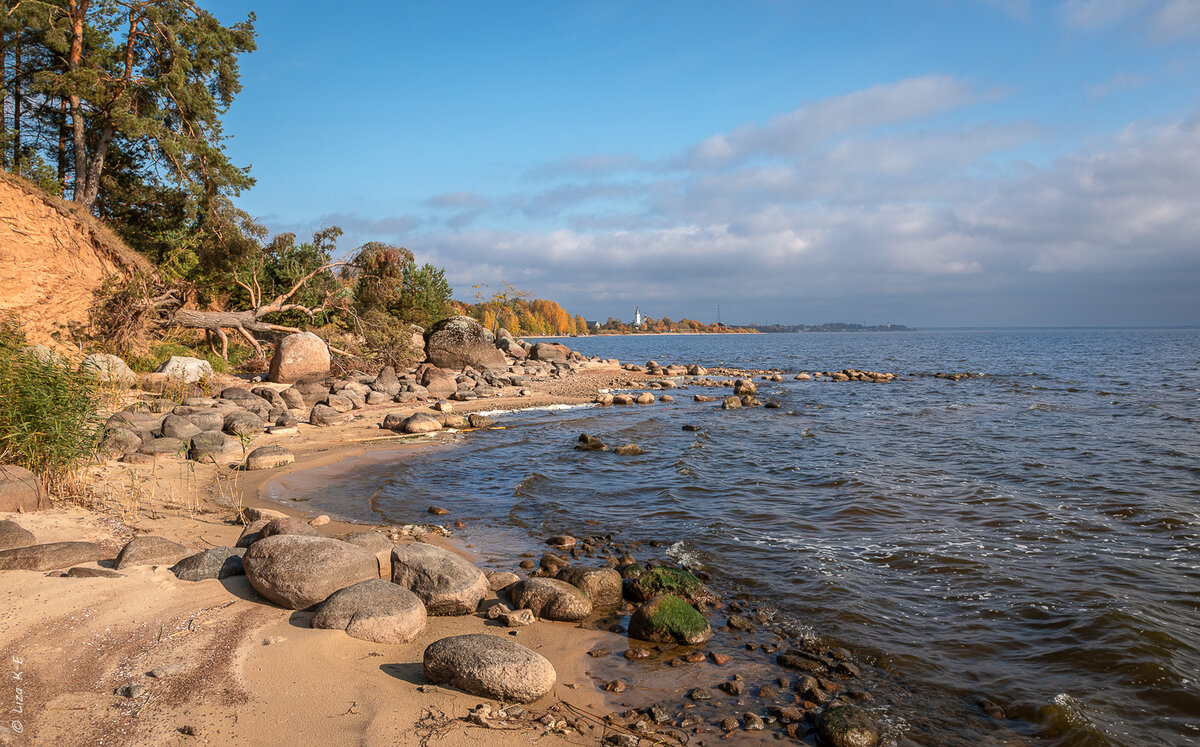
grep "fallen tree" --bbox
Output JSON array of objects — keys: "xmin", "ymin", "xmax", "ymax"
[{"xmin": 168, "ymin": 261, "xmax": 350, "ymax": 359}]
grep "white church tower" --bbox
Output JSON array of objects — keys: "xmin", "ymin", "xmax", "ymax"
[{"xmin": 634, "ymin": 307, "xmax": 644, "ymax": 327}]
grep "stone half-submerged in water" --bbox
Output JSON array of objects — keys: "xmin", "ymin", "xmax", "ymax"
[
  {"xmin": 625, "ymin": 566, "xmax": 713, "ymax": 604},
  {"xmin": 815, "ymin": 704, "xmax": 881, "ymax": 747},
  {"xmin": 628, "ymin": 594, "xmax": 713, "ymax": 645}
]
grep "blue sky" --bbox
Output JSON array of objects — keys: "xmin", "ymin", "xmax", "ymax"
[{"xmin": 209, "ymin": 0, "xmax": 1200, "ymax": 326}]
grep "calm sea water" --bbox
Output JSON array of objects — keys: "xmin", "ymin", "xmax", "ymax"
[{"xmin": 268, "ymin": 329, "xmax": 1200, "ymax": 746}]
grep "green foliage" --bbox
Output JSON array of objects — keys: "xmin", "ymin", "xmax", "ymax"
[
  {"xmin": 352, "ymin": 242, "xmax": 452, "ymax": 329},
  {"xmin": 357, "ymin": 309, "xmax": 416, "ymax": 369},
  {"xmin": 0, "ymin": 316, "xmax": 101, "ymax": 489}
]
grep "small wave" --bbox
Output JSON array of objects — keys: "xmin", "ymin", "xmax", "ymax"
[
  {"xmin": 475, "ymin": 403, "xmax": 597, "ymax": 417},
  {"xmin": 666, "ymin": 541, "xmax": 705, "ymax": 570}
]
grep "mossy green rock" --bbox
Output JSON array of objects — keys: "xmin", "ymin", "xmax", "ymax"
[
  {"xmin": 627, "ymin": 566, "xmax": 703, "ymax": 602},
  {"xmin": 815, "ymin": 705, "xmax": 880, "ymax": 747},
  {"xmin": 628, "ymin": 594, "xmax": 712, "ymax": 645}
]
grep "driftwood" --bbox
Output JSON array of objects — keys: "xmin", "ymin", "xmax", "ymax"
[{"xmin": 168, "ymin": 261, "xmax": 349, "ymax": 359}]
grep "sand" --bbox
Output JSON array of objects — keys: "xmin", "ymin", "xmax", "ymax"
[{"xmin": 0, "ymin": 366, "xmax": 664, "ymax": 746}]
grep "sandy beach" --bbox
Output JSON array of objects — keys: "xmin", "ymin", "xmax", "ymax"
[{"xmin": 0, "ymin": 366, "xmax": 653, "ymax": 746}]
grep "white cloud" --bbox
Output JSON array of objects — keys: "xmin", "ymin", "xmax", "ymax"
[{"xmin": 1087, "ymin": 71, "xmax": 1149, "ymax": 97}]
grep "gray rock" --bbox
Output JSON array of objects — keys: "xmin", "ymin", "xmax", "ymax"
[
  {"xmin": 245, "ymin": 445, "xmax": 295, "ymax": 471},
  {"xmin": 0, "ymin": 519, "xmax": 35, "ymax": 551},
  {"xmin": 312, "ymin": 578, "xmax": 427, "ymax": 643},
  {"xmin": 529, "ymin": 342, "xmax": 570, "ymax": 363},
  {"xmin": 243, "ymin": 535, "xmax": 379, "ymax": 609},
  {"xmin": 0, "ymin": 463, "xmax": 44, "ymax": 512},
  {"xmin": 156, "ymin": 356, "xmax": 213, "ymax": 384},
  {"xmin": 80, "ymin": 353, "xmax": 136, "ymax": 388},
  {"xmin": 390, "ymin": 542, "xmax": 488, "ymax": 616},
  {"xmin": 279, "ymin": 386, "xmax": 307, "ymax": 410},
  {"xmin": 184, "ymin": 411, "xmax": 224, "ymax": 432},
  {"xmin": 486, "ymin": 570, "xmax": 520, "ymax": 592},
  {"xmin": 236, "ymin": 518, "xmax": 270, "ymax": 548},
  {"xmin": 160, "ymin": 414, "xmax": 202, "ymax": 441},
  {"xmin": 0, "ymin": 541, "xmax": 104, "ymax": 571},
  {"xmin": 97, "ymin": 428, "xmax": 143, "ymax": 459},
  {"xmin": 510, "ymin": 577, "xmax": 593, "ymax": 621},
  {"xmin": 324, "ymin": 394, "xmax": 354, "ymax": 413},
  {"xmin": 372, "ymin": 366, "xmax": 402, "ymax": 396},
  {"xmin": 258, "ymin": 516, "xmax": 321, "ymax": 540},
  {"xmin": 115, "ymin": 535, "xmax": 192, "ymax": 569},
  {"xmin": 556, "ymin": 566, "xmax": 622, "ymax": 606},
  {"xmin": 137, "ymin": 436, "xmax": 187, "ymax": 457},
  {"xmin": 309, "ymin": 403, "xmax": 347, "ymax": 426},
  {"xmin": 420, "ymin": 367, "xmax": 459, "ymax": 399},
  {"xmin": 170, "ymin": 547, "xmax": 246, "ymax": 581},
  {"xmin": 224, "ymin": 410, "xmax": 263, "ymax": 438},
  {"xmin": 423, "ymin": 633, "xmax": 556, "ymax": 703},
  {"xmin": 733, "ymin": 378, "xmax": 757, "ymax": 396},
  {"xmin": 189, "ymin": 431, "xmax": 240, "ymax": 461},
  {"xmin": 424, "ymin": 316, "xmax": 506, "ymax": 372}
]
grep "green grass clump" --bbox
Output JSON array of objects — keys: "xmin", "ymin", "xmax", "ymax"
[{"xmin": 0, "ymin": 316, "xmax": 102, "ymax": 491}]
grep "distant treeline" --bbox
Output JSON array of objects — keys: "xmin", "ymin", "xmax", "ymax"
[{"xmin": 748, "ymin": 323, "xmax": 913, "ymax": 333}]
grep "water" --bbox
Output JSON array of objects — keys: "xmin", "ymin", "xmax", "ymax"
[{"xmin": 267, "ymin": 329, "xmax": 1200, "ymax": 745}]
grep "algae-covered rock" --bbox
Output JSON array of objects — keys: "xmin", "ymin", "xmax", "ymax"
[
  {"xmin": 815, "ymin": 705, "xmax": 880, "ymax": 747},
  {"xmin": 627, "ymin": 594, "xmax": 712, "ymax": 645},
  {"xmin": 626, "ymin": 566, "xmax": 706, "ymax": 602}
]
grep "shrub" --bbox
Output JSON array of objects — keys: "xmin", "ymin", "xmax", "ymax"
[{"xmin": 0, "ymin": 316, "xmax": 102, "ymax": 491}]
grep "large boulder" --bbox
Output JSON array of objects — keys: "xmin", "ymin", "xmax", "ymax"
[
  {"xmin": 170, "ymin": 547, "xmax": 245, "ymax": 581},
  {"xmin": 529, "ymin": 342, "xmax": 570, "ymax": 363},
  {"xmin": 80, "ymin": 353, "xmax": 136, "ymax": 388},
  {"xmin": 309, "ymin": 403, "xmax": 348, "ymax": 426},
  {"xmin": 0, "ymin": 541, "xmax": 104, "ymax": 571},
  {"xmin": 268, "ymin": 332, "xmax": 331, "ymax": 384},
  {"xmin": 312, "ymin": 579, "xmax": 427, "ymax": 644},
  {"xmin": 424, "ymin": 316, "xmax": 506, "ymax": 372},
  {"xmin": 390, "ymin": 542, "xmax": 488, "ymax": 616},
  {"xmin": 243, "ymin": 535, "xmax": 378, "ymax": 609},
  {"xmin": 188, "ymin": 431, "xmax": 241, "ymax": 461},
  {"xmin": 0, "ymin": 464, "xmax": 44, "ymax": 512},
  {"xmin": 423, "ymin": 634, "xmax": 556, "ymax": 703},
  {"xmin": 0, "ymin": 519, "xmax": 35, "ymax": 552},
  {"xmin": 114, "ymin": 536, "xmax": 191, "ymax": 569},
  {"xmin": 510, "ymin": 577, "xmax": 593, "ymax": 622},
  {"xmin": 628, "ymin": 595, "xmax": 713, "ymax": 645},
  {"xmin": 155, "ymin": 356, "xmax": 212, "ymax": 384},
  {"xmin": 555, "ymin": 566, "xmax": 622, "ymax": 606}
]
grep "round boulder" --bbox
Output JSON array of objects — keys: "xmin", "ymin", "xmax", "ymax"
[
  {"xmin": 0, "ymin": 464, "xmax": 45, "ymax": 512},
  {"xmin": 424, "ymin": 316, "xmax": 506, "ymax": 372},
  {"xmin": 269, "ymin": 332, "xmax": 331, "ymax": 384},
  {"xmin": 628, "ymin": 595, "xmax": 713, "ymax": 645},
  {"xmin": 258, "ymin": 516, "xmax": 321, "ymax": 540},
  {"xmin": 510, "ymin": 577, "xmax": 593, "ymax": 622},
  {"xmin": 816, "ymin": 705, "xmax": 881, "ymax": 747},
  {"xmin": 423, "ymin": 634, "xmax": 556, "ymax": 703},
  {"xmin": 155, "ymin": 356, "xmax": 213, "ymax": 384},
  {"xmin": 243, "ymin": 535, "xmax": 379, "ymax": 609},
  {"xmin": 312, "ymin": 579, "xmax": 427, "ymax": 644},
  {"xmin": 80, "ymin": 353, "xmax": 136, "ymax": 388},
  {"xmin": 245, "ymin": 445, "xmax": 295, "ymax": 471},
  {"xmin": 390, "ymin": 542, "xmax": 488, "ymax": 616},
  {"xmin": 0, "ymin": 519, "xmax": 36, "ymax": 552},
  {"xmin": 556, "ymin": 566, "xmax": 622, "ymax": 606}
]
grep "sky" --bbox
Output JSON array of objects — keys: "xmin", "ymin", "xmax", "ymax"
[{"xmin": 207, "ymin": 0, "xmax": 1200, "ymax": 327}]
